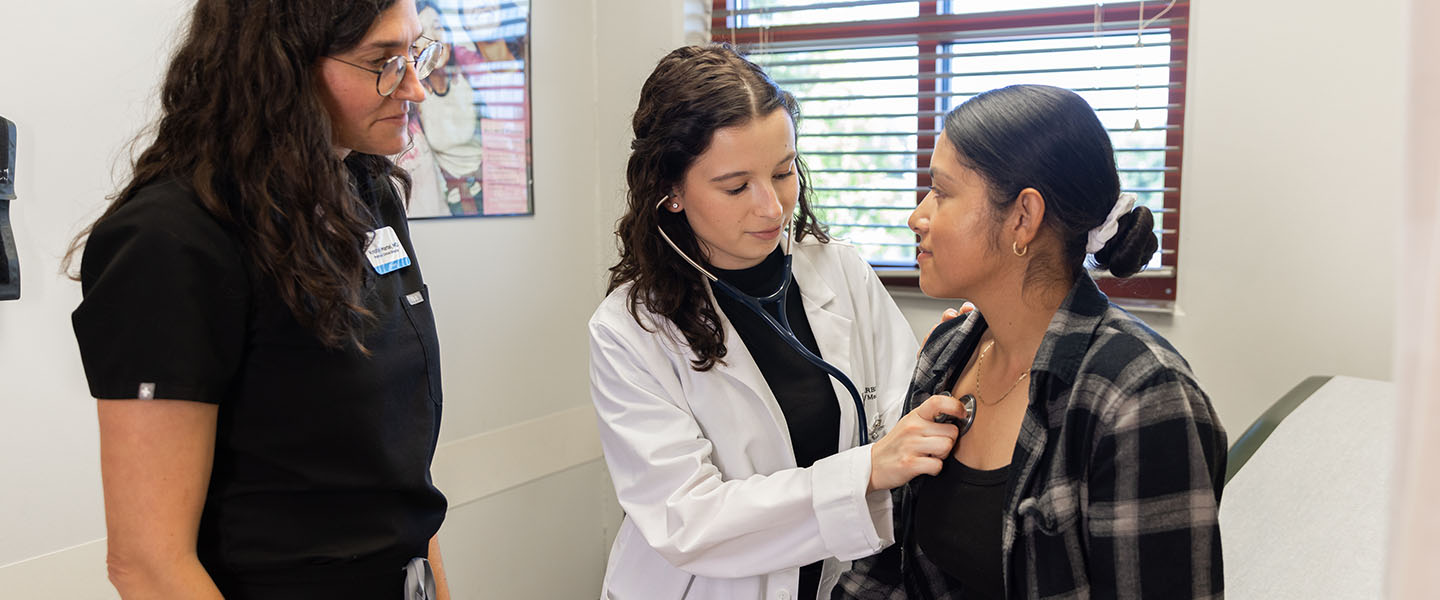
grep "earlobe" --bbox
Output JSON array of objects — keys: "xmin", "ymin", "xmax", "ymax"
[{"xmin": 656, "ymin": 191, "xmax": 684, "ymax": 212}]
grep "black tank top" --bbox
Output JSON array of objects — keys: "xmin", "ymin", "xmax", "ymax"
[{"xmin": 913, "ymin": 455, "xmax": 1010, "ymax": 599}]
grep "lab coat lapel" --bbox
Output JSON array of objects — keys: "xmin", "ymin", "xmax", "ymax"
[
  {"xmin": 790, "ymin": 246, "xmax": 861, "ymax": 449},
  {"xmin": 704, "ymin": 279, "xmax": 797, "ymax": 460}
]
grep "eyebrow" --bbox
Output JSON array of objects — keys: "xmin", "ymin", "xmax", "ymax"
[
  {"xmin": 356, "ymin": 36, "xmax": 425, "ymax": 53},
  {"xmin": 709, "ymin": 152, "xmax": 798, "ymax": 183}
]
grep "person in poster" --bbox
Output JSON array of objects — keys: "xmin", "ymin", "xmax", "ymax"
[{"xmin": 402, "ymin": 0, "xmax": 531, "ymax": 218}]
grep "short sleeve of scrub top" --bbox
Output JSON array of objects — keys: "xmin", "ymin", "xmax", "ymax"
[{"xmin": 73, "ymin": 179, "xmax": 249, "ymax": 403}]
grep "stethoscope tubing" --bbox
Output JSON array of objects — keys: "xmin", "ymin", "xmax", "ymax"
[
  {"xmin": 708, "ymin": 270, "xmax": 870, "ymax": 444},
  {"xmin": 654, "ymin": 196, "xmax": 872, "ymax": 445}
]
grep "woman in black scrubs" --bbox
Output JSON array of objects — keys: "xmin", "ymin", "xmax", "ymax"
[{"xmin": 68, "ymin": 1, "xmax": 451, "ymax": 598}]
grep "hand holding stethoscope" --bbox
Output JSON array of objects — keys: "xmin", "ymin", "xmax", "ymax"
[
  {"xmin": 867, "ymin": 304, "xmax": 977, "ymax": 491},
  {"xmin": 865, "ymin": 393, "xmax": 971, "ymax": 492}
]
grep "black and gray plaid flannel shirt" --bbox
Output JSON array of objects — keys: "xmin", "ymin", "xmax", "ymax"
[{"xmin": 836, "ymin": 274, "xmax": 1227, "ymax": 599}]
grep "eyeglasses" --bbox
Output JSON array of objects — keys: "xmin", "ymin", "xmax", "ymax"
[{"xmin": 325, "ymin": 36, "xmax": 449, "ymax": 97}]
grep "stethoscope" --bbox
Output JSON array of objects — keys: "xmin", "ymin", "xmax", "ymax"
[
  {"xmin": 654, "ymin": 196, "xmax": 873, "ymax": 445},
  {"xmin": 933, "ymin": 392, "xmax": 977, "ymax": 438}
]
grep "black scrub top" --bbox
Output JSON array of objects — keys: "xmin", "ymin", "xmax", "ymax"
[{"xmin": 72, "ymin": 162, "xmax": 447, "ymax": 599}]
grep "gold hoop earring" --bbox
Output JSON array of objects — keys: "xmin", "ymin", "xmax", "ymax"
[{"xmin": 1012, "ymin": 241, "xmax": 1028, "ymax": 257}]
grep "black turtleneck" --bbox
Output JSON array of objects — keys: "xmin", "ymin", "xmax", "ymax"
[{"xmin": 710, "ymin": 248, "xmax": 841, "ymax": 600}]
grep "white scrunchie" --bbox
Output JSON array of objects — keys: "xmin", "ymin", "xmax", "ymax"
[{"xmin": 1086, "ymin": 192, "xmax": 1137, "ymax": 254}]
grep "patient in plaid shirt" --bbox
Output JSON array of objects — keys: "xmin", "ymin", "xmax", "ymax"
[{"xmin": 835, "ymin": 85, "xmax": 1225, "ymax": 599}]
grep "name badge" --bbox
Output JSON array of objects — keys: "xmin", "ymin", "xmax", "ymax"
[{"xmin": 364, "ymin": 226, "xmax": 411, "ymax": 275}]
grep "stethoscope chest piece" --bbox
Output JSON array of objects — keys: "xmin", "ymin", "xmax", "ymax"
[
  {"xmin": 934, "ymin": 391, "xmax": 977, "ymax": 438},
  {"xmin": 955, "ymin": 394, "xmax": 977, "ymax": 437}
]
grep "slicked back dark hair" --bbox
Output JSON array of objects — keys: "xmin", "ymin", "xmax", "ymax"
[{"xmin": 943, "ymin": 84, "xmax": 1157, "ymax": 282}]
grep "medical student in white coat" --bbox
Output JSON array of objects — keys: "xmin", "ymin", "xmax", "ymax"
[{"xmin": 589, "ymin": 45, "xmax": 969, "ymax": 600}]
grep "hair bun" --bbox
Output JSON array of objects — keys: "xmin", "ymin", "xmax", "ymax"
[{"xmin": 1093, "ymin": 206, "xmax": 1157, "ymax": 278}]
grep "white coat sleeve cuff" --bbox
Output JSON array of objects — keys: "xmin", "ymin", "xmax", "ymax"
[{"xmin": 810, "ymin": 445, "xmax": 895, "ymax": 560}]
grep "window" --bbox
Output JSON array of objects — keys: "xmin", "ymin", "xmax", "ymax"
[{"xmin": 713, "ymin": 0, "xmax": 1188, "ymax": 304}]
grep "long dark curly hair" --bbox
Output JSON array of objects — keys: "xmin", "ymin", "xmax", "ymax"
[
  {"xmin": 608, "ymin": 44, "xmax": 829, "ymax": 371},
  {"xmin": 66, "ymin": 0, "xmax": 412, "ymax": 352}
]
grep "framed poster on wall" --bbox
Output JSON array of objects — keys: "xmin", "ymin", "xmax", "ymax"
[{"xmin": 400, "ymin": 0, "xmax": 533, "ymax": 218}]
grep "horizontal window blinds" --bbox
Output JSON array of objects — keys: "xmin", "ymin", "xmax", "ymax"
[{"xmin": 713, "ymin": 0, "xmax": 1188, "ymax": 301}]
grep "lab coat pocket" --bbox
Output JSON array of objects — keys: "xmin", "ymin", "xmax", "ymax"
[
  {"xmin": 603, "ymin": 521, "xmax": 697, "ymax": 599},
  {"xmin": 399, "ymin": 285, "xmax": 443, "ymax": 406}
]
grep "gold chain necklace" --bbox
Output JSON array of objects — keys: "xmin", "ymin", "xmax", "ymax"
[{"xmin": 975, "ymin": 340, "xmax": 1029, "ymax": 407}]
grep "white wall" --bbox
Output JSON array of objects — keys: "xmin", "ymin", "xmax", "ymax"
[
  {"xmin": 892, "ymin": 0, "xmax": 1407, "ymax": 437},
  {"xmin": 0, "ymin": 0, "xmax": 693, "ymax": 597},
  {"xmin": 432, "ymin": 0, "xmax": 703, "ymax": 595},
  {"xmin": 592, "ymin": 1, "xmax": 712, "ymax": 273},
  {"xmin": 0, "ymin": 0, "xmax": 195, "ymax": 577},
  {"xmin": 420, "ymin": 1, "xmax": 610, "ymax": 596},
  {"xmin": 1149, "ymin": 0, "xmax": 1403, "ymax": 434}
]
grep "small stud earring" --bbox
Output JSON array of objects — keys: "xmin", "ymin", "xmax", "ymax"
[{"xmin": 671, "ymin": 203, "xmax": 680, "ymax": 209}]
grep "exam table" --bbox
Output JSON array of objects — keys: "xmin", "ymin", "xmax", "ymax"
[{"xmin": 1220, "ymin": 375, "xmax": 1395, "ymax": 598}]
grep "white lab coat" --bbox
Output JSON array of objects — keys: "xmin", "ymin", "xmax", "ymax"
[{"xmin": 588, "ymin": 238, "xmax": 919, "ymax": 600}]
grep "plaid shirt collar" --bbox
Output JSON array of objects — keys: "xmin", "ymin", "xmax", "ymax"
[{"xmin": 1031, "ymin": 273, "xmax": 1111, "ymax": 389}]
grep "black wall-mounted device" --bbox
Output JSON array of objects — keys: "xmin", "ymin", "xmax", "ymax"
[{"xmin": 1, "ymin": 116, "xmax": 19, "ymax": 301}]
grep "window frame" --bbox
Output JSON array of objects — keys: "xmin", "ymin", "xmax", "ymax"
[{"xmin": 712, "ymin": 0, "xmax": 1189, "ymax": 304}]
